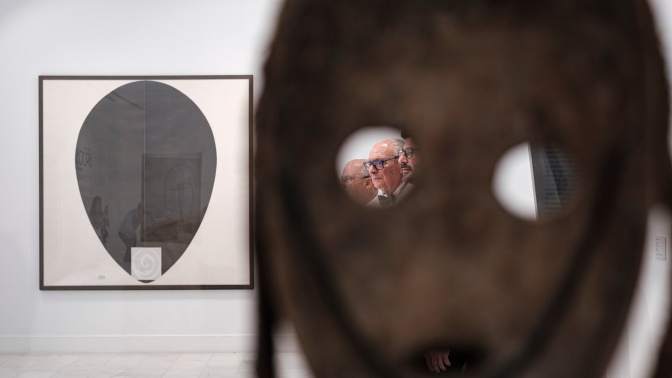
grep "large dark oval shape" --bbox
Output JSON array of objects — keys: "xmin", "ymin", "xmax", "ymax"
[{"xmin": 75, "ymin": 80, "xmax": 217, "ymax": 282}]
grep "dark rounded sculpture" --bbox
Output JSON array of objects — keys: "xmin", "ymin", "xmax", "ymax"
[{"xmin": 255, "ymin": 1, "xmax": 672, "ymax": 377}]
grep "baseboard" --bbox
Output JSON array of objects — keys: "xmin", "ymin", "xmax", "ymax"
[{"xmin": 0, "ymin": 333, "xmax": 301, "ymax": 354}]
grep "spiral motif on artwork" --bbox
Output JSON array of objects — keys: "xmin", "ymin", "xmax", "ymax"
[{"xmin": 132, "ymin": 249, "xmax": 161, "ymax": 281}]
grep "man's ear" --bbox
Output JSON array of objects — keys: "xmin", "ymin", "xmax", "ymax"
[{"xmin": 364, "ymin": 178, "xmax": 373, "ymax": 189}]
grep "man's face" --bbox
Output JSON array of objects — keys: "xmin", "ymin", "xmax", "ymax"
[
  {"xmin": 341, "ymin": 159, "xmax": 377, "ymax": 204},
  {"xmin": 367, "ymin": 140, "xmax": 403, "ymax": 196},
  {"xmin": 399, "ymin": 137, "xmax": 419, "ymax": 183}
]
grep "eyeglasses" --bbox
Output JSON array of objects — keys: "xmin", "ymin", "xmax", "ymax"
[
  {"xmin": 339, "ymin": 175, "xmax": 370, "ymax": 184},
  {"xmin": 363, "ymin": 156, "xmax": 399, "ymax": 171},
  {"xmin": 398, "ymin": 148, "xmax": 418, "ymax": 159}
]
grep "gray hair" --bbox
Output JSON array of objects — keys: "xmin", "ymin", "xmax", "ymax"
[{"xmin": 386, "ymin": 138, "xmax": 404, "ymax": 156}]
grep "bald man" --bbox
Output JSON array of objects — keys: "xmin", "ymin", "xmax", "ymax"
[
  {"xmin": 341, "ymin": 159, "xmax": 377, "ymax": 205},
  {"xmin": 365, "ymin": 138, "xmax": 412, "ymax": 207}
]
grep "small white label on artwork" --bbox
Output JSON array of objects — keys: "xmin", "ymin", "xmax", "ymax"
[{"xmin": 131, "ymin": 247, "xmax": 162, "ymax": 281}]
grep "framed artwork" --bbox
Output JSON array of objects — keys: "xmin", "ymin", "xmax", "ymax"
[
  {"xmin": 39, "ymin": 76, "xmax": 253, "ymax": 290},
  {"xmin": 529, "ymin": 143, "xmax": 580, "ymax": 219}
]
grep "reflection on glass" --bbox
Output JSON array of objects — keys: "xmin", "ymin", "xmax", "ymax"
[{"xmin": 142, "ymin": 153, "xmax": 203, "ymax": 245}]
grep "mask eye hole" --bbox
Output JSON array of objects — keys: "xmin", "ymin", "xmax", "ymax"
[
  {"xmin": 492, "ymin": 142, "xmax": 581, "ymax": 221},
  {"xmin": 337, "ymin": 126, "xmax": 413, "ymax": 208}
]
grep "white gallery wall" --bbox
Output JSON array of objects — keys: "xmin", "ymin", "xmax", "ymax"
[
  {"xmin": 605, "ymin": 1, "xmax": 672, "ymax": 377},
  {"xmin": 1, "ymin": 0, "xmax": 672, "ymax": 373},
  {"xmin": 0, "ymin": 0, "xmax": 285, "ymax": 353}
]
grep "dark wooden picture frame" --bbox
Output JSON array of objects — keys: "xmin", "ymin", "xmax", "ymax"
[{"xmin": 39, "ymin": 76, "xmax": 254, "ymax": 290}]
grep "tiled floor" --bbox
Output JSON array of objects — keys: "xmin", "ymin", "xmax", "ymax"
[{"xmin": 0, "ymin": 352, "xmax": 314, "ymax": 378}]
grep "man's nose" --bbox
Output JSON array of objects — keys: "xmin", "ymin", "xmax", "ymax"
[
  {"xmin": 399, "ymin": 154, "xmax": 408, "ymax": 165},
  {"xmin": 368, "ymin": 164, "xmax": 377, "ymax": 175}
]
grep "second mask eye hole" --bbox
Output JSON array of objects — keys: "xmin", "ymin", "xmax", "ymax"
[
  {"xmin": 337, "ymin": 126, "xmax": 418, "ymax": 208},
  {"xmin": 492, "ymin": 142, "xmax": 581, "ymax": 221}
]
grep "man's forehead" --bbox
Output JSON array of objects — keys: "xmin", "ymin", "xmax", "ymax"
[
  {"xmin": 343, "ymin": 165, "xmax": 362, "ymax": 176},
  {"xmin": 344, "ymin": 159, "xmax": 367, "ymax": 174},
  {"xmin": 369, "ymin": 143, "xmax": 396, "ymax": 160}
]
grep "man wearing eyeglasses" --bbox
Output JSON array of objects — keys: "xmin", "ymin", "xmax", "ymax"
[
  {"xmin": 340, "ymin": 159, "xmax": 377, "ymax": 205},
  {"xmin": 364, "ymin": 138, "xmax": 407, "ymax": 207},
  {"xmin": 399, "ymin": 133, "xmax": 420, "ymax": 184}
]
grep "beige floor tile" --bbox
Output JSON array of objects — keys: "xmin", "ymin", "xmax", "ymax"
[
  {"xmin": 163, "ymin": 372, "xmax": 201, "ymax": 378},
  {"xmin": 2, "ymin": 356, "xmax": 47, "ymax": 369},
  {"xmin": 104, "ymin": 354, "xmax": 146, "ymax": 365},
  {"xmin": 198, "ymin": 367, "xmax": 241, "ymax": 378},
  {"xmin": 67, "ymin": 355, "xmax": 113, "ymax": 369},
  {"xmin": 86, "ymin": 373, "xmax": 133, "ymax": 378},
  {"xmin": 169, "ymin": 360, "xmax": 208, "ymax": 370},
  {"xmin": 142, "ymin": 353, "xmax": 180, "ymax": 361},
  {"xmin": 132, "ymin": 360, "xmax": 173, "ymax": 371},
  {"xmin": 126, "ymin": 369, "xmax": 165, "ymax": 378},
  {"xmin": 207, "ymin": 353, "xmax": 244, "ymax": 369},
  {"xmin": 209, "ymin": 353, "xmax": 245, "ymax": 363},
  {"xmin": 97, "ymin": 355, "xmax": 144, "ymax": 373},
  {"xmin": 16, "ymin": 370, "xmax": 58, "ymax": 378},
  {"xmin": 50, "ymin": 371, "xmax": 89, "ymax": 378},
  {"xmin": 0, "ymin": 355, "xmax": 19, "ymax": 365},
  {"xmin": 93, "ymin": 366, "xmax": 133, "ymax": 376},
  {"xmin": 238, "ymin": 360, "xmax": 255, "ymax": 372},
  {"xmin": 176, "ymin": 353, "xmax": 212, "ymax": 363},
  {"xmin": 204, "ymin": 359, "xmax": 241, "ymax": 370},
  {"xmin": 278, "ymin": 371, "xmax": 314, "ymax": 378},
  {"xmin": 0, "ymin": 352, "xmax": 314, "ymax": 378},
  {"xmin": 242, "ymin": 353, "xmax": 256, "ymax": 362},
  {"xmin": 34, "ymin": 355, "xmax": 81, "ymax": 370},
  {"xmin": 0, "ymin": 365, "xmax": 22, "ymax": 377}
]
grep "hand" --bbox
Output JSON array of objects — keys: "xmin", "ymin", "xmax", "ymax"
[{"xmin": 425, "ymin": 349, "xmax": 450, "ymax": 373}]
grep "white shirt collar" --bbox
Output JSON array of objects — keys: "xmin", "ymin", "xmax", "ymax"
[{"xmin": 378, "ymin": 181, "xmax": 407, "ymax": 197}]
